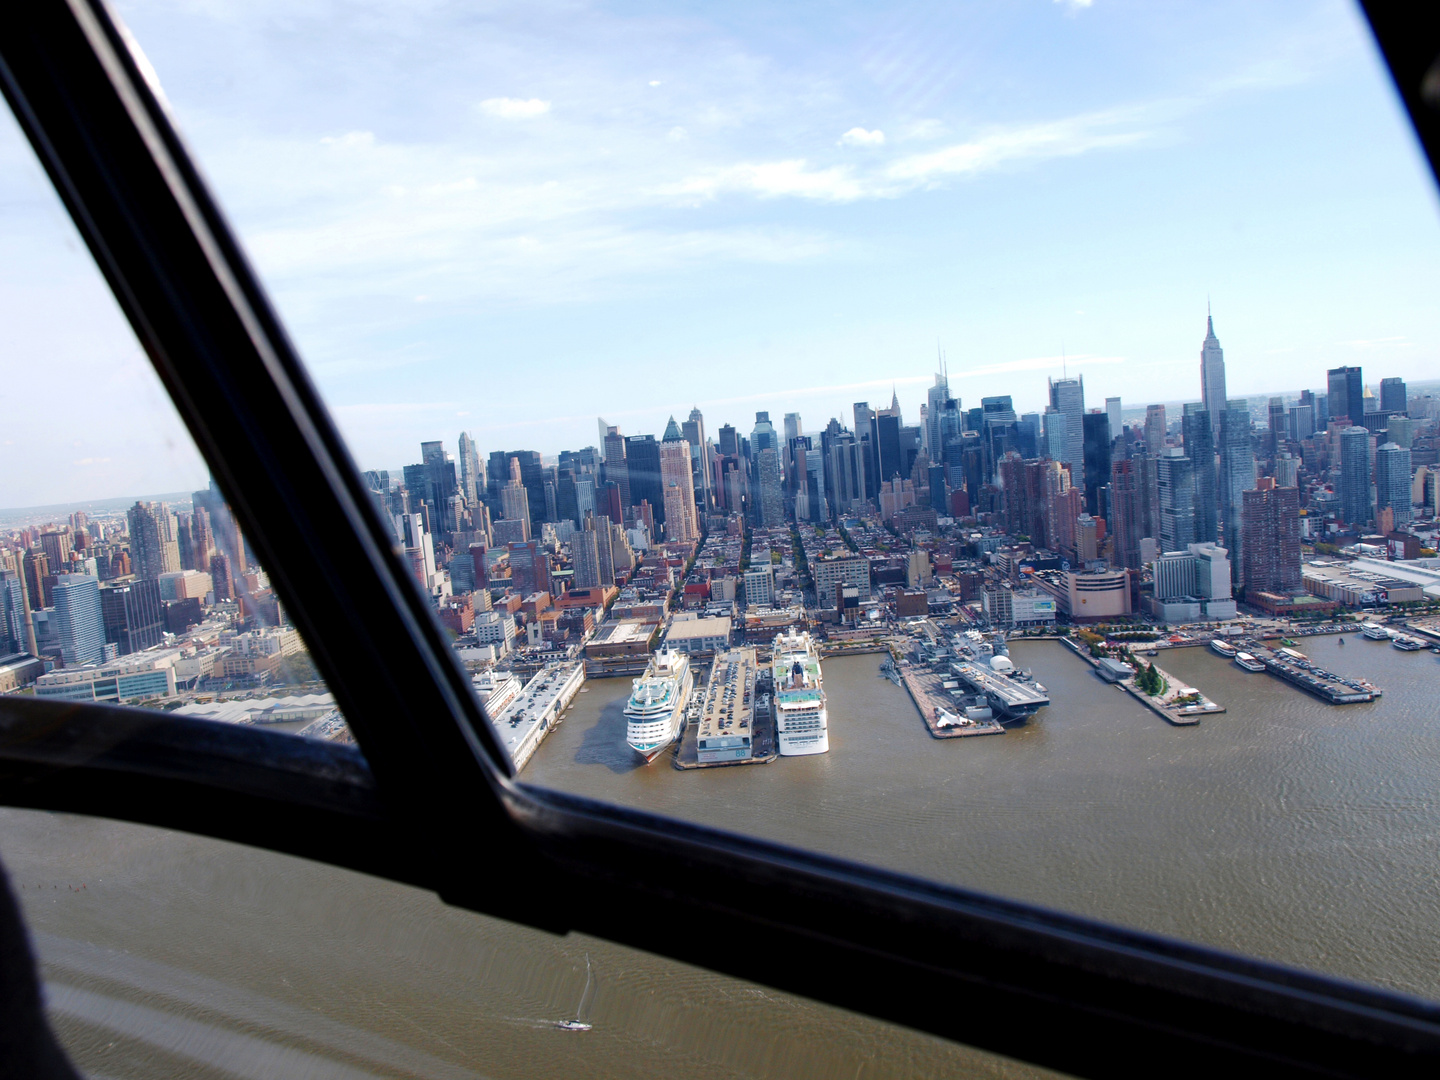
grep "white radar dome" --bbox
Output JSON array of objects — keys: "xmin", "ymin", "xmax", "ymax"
[{"xmin": 989, "ymin": 655, "xmax": 1015, "ymax": 673}]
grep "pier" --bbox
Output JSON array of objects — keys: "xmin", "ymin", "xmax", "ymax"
[
  {"xmin": 675, "ymin": 648, "xmax": 778, "ymax": 769},
  {"xmin": 494, "ymin": 661, "xmax": 586, "ymax": 771},
  {"xmin": 899, "ymin": 665, "xmax": 1004, "ymax": 738},
  {"xmin": 1247, "ymin": 644, "xmax": 1380, "ymax": 703},
  {"xmin": 1059, "ymin": 637, "xmax": 1222, "ymax": 725}
]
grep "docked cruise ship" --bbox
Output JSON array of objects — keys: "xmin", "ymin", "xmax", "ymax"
[
  {"xmin": 624, "ymin": 647, "xmax": 694, "ymax": 763},
  {"xmin": 772, "ymin": 629, "xmax": 829, "ymax": 756}
]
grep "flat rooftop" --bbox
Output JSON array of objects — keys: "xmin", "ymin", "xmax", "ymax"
[
  {"xmin": 697, "ymin": 647, "xmax": 757, "ymax": 742},
  {"xmin": 666, "ymin": 615, "xmax": 732, "ymax": 639}
]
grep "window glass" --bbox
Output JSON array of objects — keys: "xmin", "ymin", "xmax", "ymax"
[
  {"xmin": 51, "ymin": 0, "xmax": 1440, "ymax": 1001},
  {"xmin": 0, "ymin": 106, "xmax": 348, "ymax": 745},
  {"xmin": 1, "ymin": 807, "xmax": 1061, "ymax": 1080}
]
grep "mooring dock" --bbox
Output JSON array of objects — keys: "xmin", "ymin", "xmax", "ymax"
[
  {"xmin": 899, "ymin": 666, "xmax": 1004, "ymax": 738},
  {"xmin": 1247, "ymin": 644, "xmax": 1381, "ymax": 703},
  {"xmin": 675, "ymin": 647, "xmax": 777, "ymax": 769},
  {"xmin": 494, "ymin": 660, "xmax": 586, "ymax": 771}
]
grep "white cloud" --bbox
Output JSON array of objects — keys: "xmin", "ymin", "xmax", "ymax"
[
  {"xmin": 839, "ymin": 127, "xmax": 885, "ymax": 147},
  {"xmin": 659, "ymin": 159, "xmax": 868, "ymax": 203},
  {"xmin": 477, "ymin": 97, "xmax": 551, "ymax": 119},
  {"xmin": 1055, "ymin": 0, "xmax": 1094, "ymax": 9}
]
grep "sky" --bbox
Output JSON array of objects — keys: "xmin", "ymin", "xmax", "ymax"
[{"xmin": 3, "ymin": 0, "xmax": 1439, "ymax": 506}]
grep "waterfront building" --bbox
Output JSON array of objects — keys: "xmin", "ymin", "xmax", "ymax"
[
  {"xmin": 1242, "ymin": 479, "xmax": 1302, "ymax": 595},
  {"xmin": 1199, "ymin": 313, "xmax": 1227, "ymax": 435},
  {"xmin": 1157, "ymin": 448, "xmax": 1196, "ymax": 553},
  {"xmin": 1219, "ymin": 400, "xmax": 1255, "ymax": 579},
  {"xmin": 663, "ymin": 614, "xmax": 732, "ymax": 656},
  {"xmin": 1047, "ymin": 376, "xmax": 1085, "ymax": 466},
  {"xmin": 34, "ymin": 649, "xmax": 179, "ymax": 703},
  {"xmin": 1062, "ymin": 568, "xmax": 1131, "ymax": 621},
  {"xmin": 1376, "ymin": 441, "xmax": 1413, "ymax": 528},
  {"xmin": 1327, "ymin": 365, "xmax": 1364, "ymax": 426},
  {"xmin": 1339, "ymin": 426, "xmax": 1373, "ymax": 527},
  {"xmin": 51, "ymin": 573, "xmax": 105, "ymax": 666}
]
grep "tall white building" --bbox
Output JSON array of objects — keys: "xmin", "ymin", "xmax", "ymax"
[
  {"xmin": 1200, "ymin": 313, "xmax": 1227, "ymax": 436},
  {"xmin": 1105, "ymin": 397, "xmax": 1122, "ymax": 440},
  {"xmin": 1047, "ymin": 376, "xmax": 1085, "ymax": 467}
]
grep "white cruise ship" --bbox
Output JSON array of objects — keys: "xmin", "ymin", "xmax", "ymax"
[
  {"xmin": 772, "ymin": 629, "xmax": 829, "ymax": 756},
  {"xmin": 624, "ymin": 647, "xmax": 693, "ymax": 763},
  {"xmin": 1361, "ymin": 622, "xmax": 1391, "ymax": 641}
]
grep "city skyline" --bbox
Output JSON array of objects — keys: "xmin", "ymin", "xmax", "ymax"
[{"xmin": 5, "ymin": 0, "xmax": 1440, "ymax": 505}]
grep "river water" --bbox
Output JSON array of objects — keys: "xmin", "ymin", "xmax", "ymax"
[{"xmin": 3, "ymin": 632, "xmax": 1437, "ymax": 1078}]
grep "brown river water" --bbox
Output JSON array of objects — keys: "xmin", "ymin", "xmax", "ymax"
[{"xmin": 3, "ymin": 633, "xmax": 1437, "ymax": 1078}]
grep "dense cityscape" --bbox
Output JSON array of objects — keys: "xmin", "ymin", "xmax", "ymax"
[{"xmin": 2, "ymin": 313, "xmax": 1439, "ymax": 765}]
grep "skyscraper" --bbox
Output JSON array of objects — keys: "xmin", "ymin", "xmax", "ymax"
[
  {"xmin": 1105, "ymin": 397, "xmax": 1122, "ymax": 441},
  {"xmin": 1081, "ymin": 412, "xmax": 1112, "ymax": 518},
  {"xmin": 1042, "ymin": 408, "xmax": 1067, "ymax": 463},
  {"xmin": 1242, "ymin": 478, "xmax": 1301, "ymax": 595},
  {"xmin": 573, "ymin": 515, "xmax": 602, "ymax": 589},
  {"xmin": 756, "ymin": 448, "xmax": 784, "ymax": 526},
  {"xmin": 1144, "ymin": 404, "xmax": 1166, "ymax": 455},
  {"xmin": 1047, "ymin": 376, "xmax": 1085, "ymax": 467},
  {"xmin": 682, "ymin": 407, "xmax": 711, "ymax": 510},
  {"xmin": 100, "ymin": 578, "xmax": 163, "ymax": 655},
  {"xmin": 0, "ymin": 568, "xmax": 33, "ymax": 655},
  {"xmin": 660, "ymin": 422, "xmax": 699, "ymax": 542},
  {"xmin": 1181, "ymin": 403, "xmax": 1218, "ymax": 544},
  {"xmin": 1218, "ymin": 400, "xmax": 1255, "ymax": 578},
  {"xmin": 458, "ymin": 432, "xmax": 482, "ymax": 504},
  {"xmin": 1199, "ymin": 312, "xmax": 1227, "ymax": 435},
  {"xmin": 625, "ymin": 435, "xmax": 664, "ymax": 523},
  {"xmin": 926, "ymin": 371, "xmax": 949, "ymax": 460},
  {"xmin": 1380, "ymin": 377, "xmax": 1408, "ymax": 414},
  {"xmin": 1339, "ymin": 426, "xmax": 1372, "ymax": 527},
  {"xmin": 1375, "ymin": 442, "xmax": 1413, "ymax": 528},
  {"xmin": 1157, "ymin": 448, "xmax": 1196, "ymax": 552},
  {"xmin": 1327, "ymin": 366, "xmax": 1364, "ymax": 427},
  {"xmin": 500, "ymin": 458, "xmax": 532, "ymax": 540},
  {"xmin": 127, "ymin": 501, "xmax": 180, "ymax": 580},
  {"xmin": 1108, "ymin": 459, "xmax": 1140, "ymax": 567},
  {"xmin": 53, "ymin": 573, "xmax": 104, "ymax": 666}
]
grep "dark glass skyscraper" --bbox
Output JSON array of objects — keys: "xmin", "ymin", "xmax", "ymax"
[
  {"xmin": 1081, "ymin": 412, "xmax": 1111, "ymax": 518},
  {"xmin": 624, "ymin": 435, "xmax": 664, "ymax": 523},
  {"xmin": 1181, "ymin": 403, "xmax": 1218, "ymax": 544},
  {"xmin": 1380, "ymin": 377, "xmax": 1407, "ymax": 414},
  {"xmin": 1219, "ymin": 400, "xmax": 1255, "ymax": 579},
  {"xmin": 1327, "ymin": 366, "xmax": 1364, "ymax": 427}
]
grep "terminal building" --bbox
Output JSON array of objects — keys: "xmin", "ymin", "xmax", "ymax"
[
  {"xmin": 663, "ymin": 614, "xmax": 733, "ymax": 656},
  {"xmin": 34, "ymin": 649, "xmax": 180, "ymax": 703}
]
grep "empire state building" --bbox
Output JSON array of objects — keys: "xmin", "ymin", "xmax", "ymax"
[{"xmin": 1199, "ymin": 312, "xmax": 1227, "ymax": 434}]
